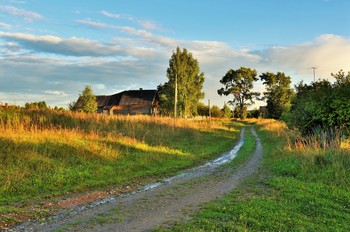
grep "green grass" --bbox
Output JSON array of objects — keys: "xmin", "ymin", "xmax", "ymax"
[
  {"xmin": 0, "ymin": 109, "xmax": 243, "ymax": 227},
  {"xmin": 161, "ymin": 120, "xmax": 350, "ymax": 231},
  {"xmin": 226, "ymin": 126, "xmax": 256, "ymax": 169}
]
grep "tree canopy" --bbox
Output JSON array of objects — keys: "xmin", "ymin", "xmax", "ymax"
[
  {"xmin": 211, "ymin": 105, "xmax": 222, "ymax": 118},
  {"xmin": 260, "ymin": 72, "xmax": 295, "ymax": 119},
  {"xmin": 75, "ymin": 85, "xmax": 98, "ymax": 113},
  {"xmin": 221, "ymin": 103, "xmax": 232, "ymax": 118},
  {"xmin": 284, "ymin": 71, "xmax": 350, "ymax": 145},
  {"xmin": 218, "ymin": 67, "xmax": 259, "ymax": 119},
  {"xmin": 25, "ymin": 101, "xmax": 48, "ymax": 110},
  {"xmin": 159, "ymin": 47, "xmax": 205, "ymax": 117}
]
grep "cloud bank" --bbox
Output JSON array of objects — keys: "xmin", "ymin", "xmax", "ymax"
[
  {"xmin": 0, "ymin": 5, "xmax": 44, "ymax": 22},
  {"xmin": 1, "ymin": 21, "xmax": 349, "ymax": 108}
]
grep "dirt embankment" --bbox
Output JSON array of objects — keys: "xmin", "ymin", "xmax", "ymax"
[{"xmin": 13, "ymin": 126, "xmax": 263, "ymax": 232}]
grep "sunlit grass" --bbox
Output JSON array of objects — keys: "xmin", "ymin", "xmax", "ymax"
[
  {"xmin": 162, "ymin": 119, "xmax": 350, "ymax": 231},
  {"xmin": 0, "ymin": 109, "xmax": 242, "ymax": 227}
]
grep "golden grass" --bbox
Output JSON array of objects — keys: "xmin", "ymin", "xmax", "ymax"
[{"xmin": 0, "ymin": 109, "xmax": 241, "ymax": 207}]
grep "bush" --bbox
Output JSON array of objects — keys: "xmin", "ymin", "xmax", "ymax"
[{"xmin": 284, "ymin": 71, "xmax": 350, "ymax": 146}]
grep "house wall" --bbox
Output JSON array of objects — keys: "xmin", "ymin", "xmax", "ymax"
[{"xmin": 109, "ymin": 105, "xmax": 153, "ymax": 115}]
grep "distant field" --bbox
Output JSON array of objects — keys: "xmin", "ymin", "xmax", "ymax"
[
  {"xmin": 0, "ymin": 108, "xmax": 242, "ymax": 227},
  {"xmin": 163, "ymin": 119, "xmax": 350, "ymax": 231}
]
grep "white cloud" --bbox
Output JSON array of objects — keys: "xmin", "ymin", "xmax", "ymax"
[
  {"xmin": 1, "ymin": 28, "xmax": 350, "ymax": 109},
  {"xmin": 76, "ymin": 19, "xmax": 118, "ymax": 30},
  {"xmin": 261, "ymin": 34, "xmax": 350, "ymax": 81},
  {"xmin": 0, "ymin": 31, "xmax": 126, "ymax": 57},
  {"xmin": 137, "ymin": 20, "xmax": 160, "ymax": 31},
  {"xmin": 0, "ymin": 5, "xmax": 44, "ymax": 22},
  {"xmin": 0, "ymin": 22, "xmax": 12, "ymax": 29},
  {"xmin": 101, "ymin": 10, "xmax": 121, "ymax": 19},
  {"xmin": 44, "ymin": 90, "xmax": 68, "ymax": 96},
  {"xmin": 101, "ymin": 10, "xmax": 161, "ymax": 31}
]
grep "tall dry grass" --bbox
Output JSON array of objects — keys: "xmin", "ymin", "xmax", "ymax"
[
  {"xmin": 0, "ymin": 108, "xmax": 241, "ymax": 212},
  {"xmin": 254, "ymin": 118, "xmax": 350, "ymax": 188}
]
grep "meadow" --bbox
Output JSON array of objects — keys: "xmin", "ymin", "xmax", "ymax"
[
  {"xmin": 163, "ymin": 119, "xmax": 350, "ymax": 231},
  {"xmin": 0, "ymin": 108, "xmax": 242, "ymax": 227}
]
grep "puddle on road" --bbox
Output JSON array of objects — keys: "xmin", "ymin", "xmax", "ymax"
[{"xmin": 141, "ymin": 127, "xmax": 245, "ymax": 191}]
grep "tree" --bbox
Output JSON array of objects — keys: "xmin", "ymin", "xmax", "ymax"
[
  {"xmin": 284, "ymin": 71, "xmax": 350, "ymax": 147},
  {"xmin": 197, "ymin": 102, "xmax": 209, "ymax": 117},
  {"xmin": 247, "ymin": 108, "xmax": 260, "ymax": 118},
  {"xmin": 218, "ymin": 67, "xmax": 259, "ymax": 119},
  {"xmin": 211, "ymin": 105, "xmax": 222, "ymax": 118},
  {"xmin": 75, "ymin": 85, "xmax": 98, "ymax": 113},
  {"xmin": 25, "ymin": 101, "xmax": 48, "ymax": 110},
  {"xmin": 260, "ymin": 72, "xmax": 295, "ymax": 119},
  {"xmin": 159, "ymin": 47, "xmax": 205, "ymax": 117},
  {"xmin": 68, "ymin": 101, "xmax": 77, "ymax": 111},
  {"xmin": 332, "ymin": 69, "xmax": 350, "ymax": 86},
  {"xmin": 221, "ymin": 103, "xmax": 232, "ymax": 118}
]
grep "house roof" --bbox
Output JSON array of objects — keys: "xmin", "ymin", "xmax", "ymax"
[
  {"xmin": 75, "ymin": 89, "xmax": 158, "ymax": 111},
  {"xmin": 119, "ymin": 90, "xmax": 157, "ymax": 106},
  {"xmin": 96, "ymin": 95, "xmax": 111, "ymax": 108}
]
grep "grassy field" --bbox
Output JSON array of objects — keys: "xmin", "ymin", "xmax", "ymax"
[
  {"xmin": 0, "ymin": 108, "xmax": 242, "ymax": 227},
  {"xmin": 162, "ymin": 119, "xmax": 350, "ymax": 231}
]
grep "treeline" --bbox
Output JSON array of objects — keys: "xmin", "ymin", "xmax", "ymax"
[{"xmin": 217, "ymin": 66, "xmax": 350, "ymax": 147}]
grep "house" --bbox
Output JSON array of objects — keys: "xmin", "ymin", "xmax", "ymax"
[
  {"xmin": 0, "ymin": 102, "xmax": 9, "ymax": 109},
  {"xmin": 76, "ymin": 89, "xmax": 159, "ymax": 116},
  {"xmin": 259, "ymin": 106, "xmax": 267, "ymax": 118}
]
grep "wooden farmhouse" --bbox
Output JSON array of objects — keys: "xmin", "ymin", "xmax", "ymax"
[{"xmin": 77, "ymin": 89, "xmax": 159, "ymax": 116}]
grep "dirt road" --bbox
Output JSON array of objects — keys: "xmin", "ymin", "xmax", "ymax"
[{"xmin": 15, "ymin": 126, "xmax": 263, "ymax": 232}]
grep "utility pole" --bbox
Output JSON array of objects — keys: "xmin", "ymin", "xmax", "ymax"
[
  {"xmin": 311, "ymin": 67, "xmax": 317, "ymax": 82},
  {"xmin": 174, "ymin": 73, "xmax": 178, "ymax": 127},
  {"xmin": 208, "ymin": 99, "xmax": 211, "ymax": 123}
]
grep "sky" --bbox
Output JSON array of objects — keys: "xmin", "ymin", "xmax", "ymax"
[{"xmin": 0, "ymin": 0, "xmax": 349, "ymax": 108}]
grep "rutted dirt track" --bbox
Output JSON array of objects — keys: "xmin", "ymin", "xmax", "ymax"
[{"xmin": 16, "ymin": 126, "xmax": 263, "ymax": 232}]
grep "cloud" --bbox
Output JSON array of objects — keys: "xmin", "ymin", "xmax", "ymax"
[
  {"xmin": 76, "ymin": 19, "xmax": 118, "ymax": 30},
  {"xmin": 101, "ymin": 10, "xmax": 121, "ymax": 19},
  {"xmin": 0, "ymin": 31, "xmax": 126, "ymax": 57},
  {"xmin": 137, "ymin": 20, "xmax": 160, "ymax": 30},
  {"xmin": 101, "ymin": 10, "xmax": 161, "ymax": 31},
  {"xmin": 261, "ymin": 34, "xmax": 350, "ymax": 80},
  {"xmin": 44, "ymin": 90, "xmax": 68, "ymax": 96},
  {"xmin": 0, "ymin": 5, "xmax": 44, "ymax": 22},
  {"xmin": 1, "ymin": 28, "xmax": 350, "ymax": 109},
  {"xmin": 0, "ymin": 22, "xmax": 12, "ymax": 29},
  {"xmin": 0, "ymin": 53, "xmax": 166, "ymax": 107},
  {"xmin": 117, "ymin": 26, "xmax": 176, "ymax": 48}
]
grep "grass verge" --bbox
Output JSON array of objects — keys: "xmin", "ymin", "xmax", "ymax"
[{"xmin": 161, "ymin": 119, "xmax": 350, "ymax": 231}]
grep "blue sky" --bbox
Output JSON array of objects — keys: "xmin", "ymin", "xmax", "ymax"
[{"xmin": 0, "ymin": 0, "xmax": 349, "ymax": 108}]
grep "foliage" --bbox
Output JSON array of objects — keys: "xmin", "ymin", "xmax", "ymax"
[
  {"xmin": 75, "ymin": 85, "xmax": 98, "ymax": 113},
  {"xmin": 221, "ymin": 103, "xmax": 232, "ymax": 118},
  {"xmin": 53, "ymin": 106, "xmax": 65, "ymax": 112},
  {"xmin": 210, "ymin": 105, "xmax": 222, "ymax": 118},
  {"xmin": 332, "ymin": 69, "xmax": 350, "ymax": 85},
  {"xmin": 247, "ymin": 108, "xmax": 260, "ymax": 118},
  {"xmin": 260, "ymin": 72, "xmax": 295, "ymax": 119},
  {"xmin": 233, "ymin": 106, "xmax": 247, "ymax": 119},
  {"xmin": 218, "ymin": 67, "xmax": 259, "ymax": 119},
  {"xmin": 68, "ymin": 101, "xmax": 77, "ymax": 111},
  {"xmin": 197, "ymin": 102, "xmax": 209, "ymax": 116},
  {"xmin": 24, "ymin": 101, "xmax": 48, "ymax": 110},
  {"xmin": 284, "ymin": 71, "xmax": 350, "ymax": 144},
  {"xmin": 159, "ymin": 47, "xmax": 205, "ymax": 117}
]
